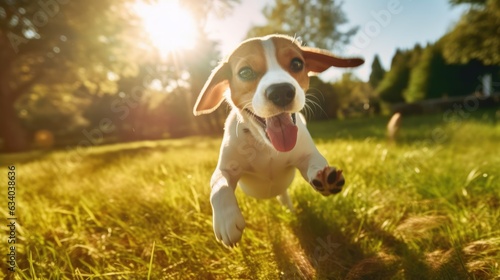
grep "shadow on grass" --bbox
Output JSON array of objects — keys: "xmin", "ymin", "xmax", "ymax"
[
  {"xmin": 290, "ymin": 203, "xmax": 383, "ymax": 279},
  {"xmin": 269, "ymin": 198, "xmax": 474, "ymax": 280}
]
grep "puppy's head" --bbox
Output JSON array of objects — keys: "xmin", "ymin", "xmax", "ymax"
[{"xmin": 193, "ymin": 35, "xmax": 364, "ymax": 152}]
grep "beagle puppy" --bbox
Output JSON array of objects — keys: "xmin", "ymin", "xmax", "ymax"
[{"xmin": 193, "ymin": 34, "xmax": 364, "ymax": 247}]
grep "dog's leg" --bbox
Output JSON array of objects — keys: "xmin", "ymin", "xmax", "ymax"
[
  {"xmin": 296, "ymin": 119, "xmax": 345, "ymax": 196},
  {"xmin": 210, "ymin": 169, "xmax": 246, "ymax": 247},
  {"xmin": 277, "ymin": 190, "xmax": 294, "ymax": 211}
]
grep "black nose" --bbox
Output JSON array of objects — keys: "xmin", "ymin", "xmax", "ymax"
[{"xmin": 265, "ymin": 83, "xmax": 295, "ymax": 107}]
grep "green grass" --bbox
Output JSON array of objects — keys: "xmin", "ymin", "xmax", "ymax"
[{"xmin": 1, "ymin": 110, "xmax": 499, "ymax": 279}]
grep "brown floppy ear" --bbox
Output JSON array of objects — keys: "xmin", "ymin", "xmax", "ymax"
[
  {"xmin": 301, "ymin": 46, "xmax": 364, "ymax": 73},
  {"xmin": 193, "ymin": 62, "xmax": 231, "ymax": 116}
]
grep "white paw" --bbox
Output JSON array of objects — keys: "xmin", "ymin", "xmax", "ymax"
[
  {"xmin": 212, "ymin": 206, "xmax": 246, "ymax": 247},
  {"xmin": 210, "ymin": 186, "xmax": 246, "ymax": 247}
]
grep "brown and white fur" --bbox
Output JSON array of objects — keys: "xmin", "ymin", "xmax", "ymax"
[{"xmin": 193, "ymin": 35, "xmax": 364, "ymax": 247}]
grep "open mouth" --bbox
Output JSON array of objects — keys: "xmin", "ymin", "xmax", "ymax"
[{"xmin": 244, "ymin": 109, "xmax": 298, "ymax": 152}]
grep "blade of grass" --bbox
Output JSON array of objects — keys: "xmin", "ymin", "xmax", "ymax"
[{"xmin": 147, "ymin": 241, "xmax": 156, "ymax": 280}]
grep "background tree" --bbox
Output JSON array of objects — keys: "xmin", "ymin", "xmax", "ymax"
[
  {"xmin": 331, "ymin": 73, "xmax": 373, "ymax": 117},
  {"xmin": 368, "ymin": 54, "xmax": 386, "ymax": 90},
  {"xmin": 247, "ymin": 0, "xmax": 357, "ymax": 50},
  {"xmin": 0, "ymin": 0, "xmax": 144, "ymax": 152},
  {"xmin": 403, "ymin": 42, "xmax": 494, "ymax": 102},
  {"xmin": 376, "ymin": 49, "xmax": 414, "ymax": 103},
  {"xmin": 18, "ymin": 84, "xmax": 91, "ymax": 140},
  {"xmin": 443, "ymin": 0, "xmax": 500, "ymax": 65},
  {"xmin": 449, "ymin": 0, "xmax": 487, "ymax": 5},
  {"xmin": 403, "ymin": 44, "xmax": 448, "ymax": 102}
]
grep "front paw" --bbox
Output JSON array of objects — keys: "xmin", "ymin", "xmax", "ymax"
[
  {"xmin": 212, "ymin": 206, "xmax": 246, "ymax": 247},
  {"xmin": 310, "ymin": 166, "xmax": 345, "ymax": 196}
]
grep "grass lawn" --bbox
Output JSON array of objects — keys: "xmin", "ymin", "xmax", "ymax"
[{"xmin": 1, "ymin": 110, "xmax": 499, "ymax": 279}]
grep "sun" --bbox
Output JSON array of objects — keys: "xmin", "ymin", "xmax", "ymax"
[{"xmin": 133, "ymin": 1, "xmax": 197, "ymax": 56}]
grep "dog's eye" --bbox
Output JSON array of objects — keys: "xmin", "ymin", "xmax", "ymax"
[
  {"xmin": 290, "ymin": 58, "xmax": 304, "ymax": 72},
  {"xmin": 238, "ymin": 67, "xmax": 257, "ymax": 81}
]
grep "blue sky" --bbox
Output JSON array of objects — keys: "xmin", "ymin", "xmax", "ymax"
[{"xmin": 206, "ymin": 0, "xmax": 469, "ymax": 81}]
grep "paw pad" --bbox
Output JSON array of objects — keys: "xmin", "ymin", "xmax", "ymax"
[
  {"xmin": 310, "ymin": 166, "xmax": 345, "ymax": 196},
  {"xmin": 312, "ymin": 179, "xmax": 324, "ymax": 190}
]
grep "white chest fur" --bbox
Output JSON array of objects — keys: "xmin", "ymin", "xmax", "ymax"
[{"xmin": 219, "ymin": 111, "xmax": 313, "ymax": 199}]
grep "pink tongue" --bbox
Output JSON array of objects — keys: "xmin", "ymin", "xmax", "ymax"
[{"xmin": 265, "ymin": 113, "xmax": 298, "ymax": 152}]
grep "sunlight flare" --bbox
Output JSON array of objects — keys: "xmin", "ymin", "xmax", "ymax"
[{"xmin": 133, "ymin": 1, "xmax": 197, "ymax": 56}]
